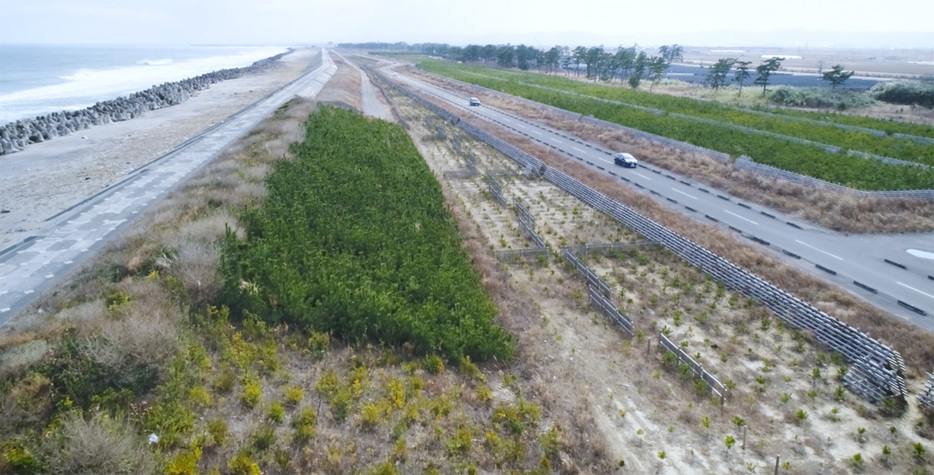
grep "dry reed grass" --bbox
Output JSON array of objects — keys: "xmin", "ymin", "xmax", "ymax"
[{"xmin": 38, "ymin": 410, "xmax": 156, "ymax": 474}]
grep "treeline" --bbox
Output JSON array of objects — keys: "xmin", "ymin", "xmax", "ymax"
[
  {"xmin": 220, "ymin": 106, "xmax": 515, "ymax": 361},
  {"xmin": 341, "ymin": 41, "xmax": 685, "ymax": 89}
]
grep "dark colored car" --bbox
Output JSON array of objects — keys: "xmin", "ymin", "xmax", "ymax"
[{"xmin": 614, "ymin": 152, "xmax": 638, "ymax": 168}]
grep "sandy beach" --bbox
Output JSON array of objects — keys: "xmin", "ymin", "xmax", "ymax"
[{"xmin": 0, "ymin": 48, "xmax": 318, "ymax": 251}]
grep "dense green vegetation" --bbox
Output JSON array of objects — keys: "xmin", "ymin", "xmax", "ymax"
[
  {"xmin": 870, "ymin": 81, "xmax": 934, "ymax": 109},
  {"xmin": 221, "ymin": 106, "xmax": 514, "ymax": 361},
  {"xmin": 419, "ymin": 60, "xmax": 934, "ymax": 191}
]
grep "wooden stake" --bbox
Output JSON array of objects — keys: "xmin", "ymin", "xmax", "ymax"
[
  {"xmin": 742, "ymin": 426, "xmax": 747, "ymax": 451},
  {"xmin": 774, "ymin": 455, "xmax": 780, "ymax": 474}
]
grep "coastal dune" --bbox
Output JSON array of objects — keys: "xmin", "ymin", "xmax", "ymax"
[{"xmin": 0, "ymin": 48, "xmax": 319, "ymax": 250}]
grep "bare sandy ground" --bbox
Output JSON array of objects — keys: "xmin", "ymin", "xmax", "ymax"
[{"xmin": 0, "ymin": 48, "xmax": 318, "ymax": 251}]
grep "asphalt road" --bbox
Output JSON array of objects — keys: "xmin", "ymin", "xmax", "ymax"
[
  {"xmin": 386, "ymin": 70, "xmax": 934, "ymax": 332},
  {"xmin": 0, "ymin": 50, "xmax": 337, "ymax": 326}
]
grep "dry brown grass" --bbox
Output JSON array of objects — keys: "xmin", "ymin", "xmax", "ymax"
[
  {"xmin": 38, "ymin": 410, "xmax": 156, "ymax": 474},
  {"xmin": 404, "ymin": 66, "xmax": 934, "ymax": 234}
]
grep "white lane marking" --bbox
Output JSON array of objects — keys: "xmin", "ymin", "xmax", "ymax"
[
  {"xmin": 572, "ymin": 147, "xmax": 586, "ymax": 154},
  {"xmin": 723, "ymin": 210, "xmax": 759, "ymax": 225},
  {"xmin": 897, "ymin": 282, "xmax": 934, "ymax": 300},
  {"xmin": 633, "ymin": 172, "xmax": 652, "ymax": 181},
  {"xmin": 44, "ymin": 274, "xmax": 54, "ymax": 279},
  {"xmin": 532, "ymin": 130, "xmax": 543, "ymax": 136},
  {"xmin": 0, "ymin": 308, "xmax": 10, "ymax": 313},
  {"xmin": 550, "ymin": 137, "xmax": 563, "ymax": 144},
  {"xmin": 795, "ymin": 239, "xmax": 843, "ymax": 261},
  {"xmin": 907, "ymin": 249, "xmax": 934, "ymax": 260},
  {"xmin": 671, "ymin": 188, "xmax": 697, "ymax": 200},
  {"xmin": 24, "ymin": 290, "xmax": 33, "ymax": 295},
  {"xmin": 515, "ymin": 123, "xmax": 526, "ymax": 129}
]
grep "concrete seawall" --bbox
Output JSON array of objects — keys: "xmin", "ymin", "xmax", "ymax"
[{"xmin": 0, "ymin": 51, "xmax": 291, "ymax": 156}]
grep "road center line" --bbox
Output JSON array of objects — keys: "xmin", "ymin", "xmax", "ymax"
[
  {"xmin": 670, "ymin": 188, "xmax": 697, "ymax": 200},
  {"xmin": 723, "ymin": 209, "xmax": 759, "ymax": 225},
  {"xmin": 897, "ymin": 282, "xmax": 934, "ymax": 300},
  {"xmin": 794, "ymin": 239, "xmax": 843, "ymax": 261},
  {"xmin": 632, "ymin": 172, "xmax": 652, "ymax": 181},
  {"xmin": 514, "ymin": 123, "xmax": 526, "ymax": 129},
  {"xmin": 550, "ymin": 137, "xmax": 563, "ymax": 144},
  {"xmin": 532, "ymin": 130, "xmax": 543, "ymax": 136},
  {"xmin": 572, "ymin": 146, "xmax": 586, "ymax": 154}
]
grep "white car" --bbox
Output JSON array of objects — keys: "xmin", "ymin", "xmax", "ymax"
[
  {"xmin": 614, "ymin": 152, "xmax": 638, "ymax": 168},
  {"xmin": 469, "ymin": 97, "xmax": 480, "ymax": 106}
]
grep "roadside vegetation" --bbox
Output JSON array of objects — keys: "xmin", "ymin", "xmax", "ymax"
[{"xmin": 417, "ymin": 59, "xmax": 934, "ymax": 191}]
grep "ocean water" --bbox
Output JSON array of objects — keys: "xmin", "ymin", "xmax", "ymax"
[{"xmin": 0, "ymin": 44, "xmax": 289, "ymax": 125}]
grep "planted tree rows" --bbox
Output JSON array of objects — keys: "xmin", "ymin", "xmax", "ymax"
[{"xmin": 220, "ymin": 106, "xmax": 514, "ymax": 362}]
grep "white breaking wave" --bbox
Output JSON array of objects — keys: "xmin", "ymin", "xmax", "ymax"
[
  {"xmin": 138, "ymin": 58, "xmax": 174, "ymax": 66},
  {"xmin": 0, "ymin": 46, "xmax": 288, "ymax": 123}
]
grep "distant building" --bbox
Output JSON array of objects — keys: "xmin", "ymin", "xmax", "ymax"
[{"xmin": 760, "ymin": 54, "xmax": 803, "ymax": 60}]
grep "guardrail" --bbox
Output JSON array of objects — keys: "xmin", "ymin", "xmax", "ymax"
[
  {"xmin": 660, "ymin": 333, "xmax": 727, "ymax": 405},
  {"xmin": 380, "ymin": 69, "xmax": 909, "ymax": 406}
]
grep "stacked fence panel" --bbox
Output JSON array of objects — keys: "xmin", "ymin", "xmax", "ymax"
[
  {"xmin": 589, "ymin": 286, "xmax": 634, "ymax": 336},
  {"xmin": 660, "ymin": 334, "xmax": 727, "ymax": 405},
  {"xmin": 514, "ymin": 198, "xmax": 546, "ymax": 249},
  {"xmin": 920, "ymin": 373, "xmax": 934, "ymax": 412},
  {"xmin": 562, "ymin": 249, "xmax": 612, "ymax": 298},
  {"xmin": 382, "ymin": 72, "xmax": 908, "ymax": 405},
  {"xmin": 486, "ymin": 172, "xmax": 506, "ymax": 206}
]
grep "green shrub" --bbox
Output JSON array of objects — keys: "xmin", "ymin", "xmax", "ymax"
[
  {"xmin": 291, "ymin": 406, "xmax": 317, "ymax": 443},
  {"xmin": 1, "ymin": 440, "xmax": 43, "ymax": 474},
  {"xmin": 241, "ymin": 377, "xmax": 262, "ymax": 409},
  {"xmin": 768, "ymin": 87, "xmax": 874, "ymax": 110},
  {"xmin": 41, "ymin": 330, "xmax": 159, "ymax": 411},
  {"xmin": 267, "ymin": 401, "xmax": 286, "ymax": 423},
  {"xmin": 207, "ymin": 418, "xmax": 228, "ymax": 446},
  {"xmin": 871, "ymin": 81, "xmax": 934, "ymax": 108},
  {"xmin": 228, "ymin": 451, "xmax": 261, "ymax": 475},
  {"xmin": 283, "ymin": 386, "xmax": 304, "ymax": 406}
]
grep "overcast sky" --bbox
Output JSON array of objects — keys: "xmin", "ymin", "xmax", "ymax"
[{"xmin": 2, "ymin": 0, "xmax": 932, "ymax": 48}]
